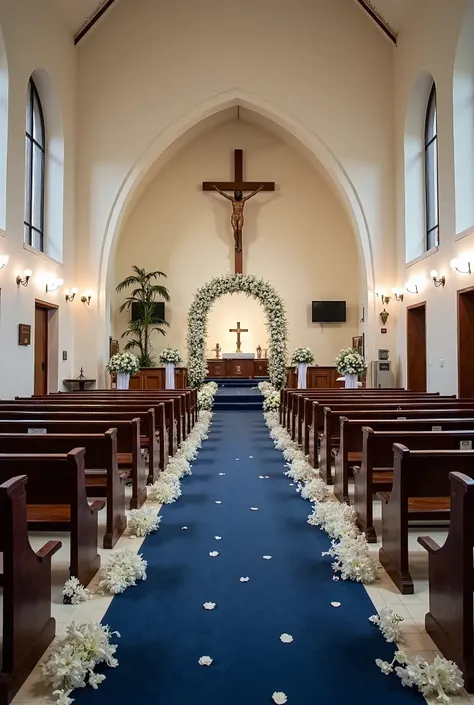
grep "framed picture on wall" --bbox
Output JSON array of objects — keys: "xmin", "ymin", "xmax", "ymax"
[{"xmin": 352, "ymin": 334, "xmax": 365, "ymax": 357}]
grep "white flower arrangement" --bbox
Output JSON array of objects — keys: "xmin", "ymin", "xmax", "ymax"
[
  {"xmin": 198, "ymin": 381, "xmax": 218, "ymax": 410},
  {"xmin": 159, "ymin": 347, "xmax": 182, "ymax": 365},
  {"xmin": 106, "ymin": 351, "xmax": 140, "ymax": 375},
  {"xmin": 291, "ymin": 346, "xmax": 314, "ymax": 366},
  {"xmin": 62, "ymin": 577, "xmax": 92, "ymax": 605},
  {"xmin": 258, "ymin": 380, "xmax": 276, "ymax": 397},
  {"xmin": 369, "ymin": 605, "xmax": 405, "ymax": 643},
  {"xmin": 147, "ymin": 473, "xmax": 183, "ymax": 503},
  {"xmin": 41, "ymin": 621, "xmax": 120, "ymax": 704},
  {"xmin": 334, "ymin": 348, "xmax": 367, "ymax": 376},
  {"xmin": 376, "ymin": 651, "xmax": 464, "ymax": 704},
  {"xmin": 187, "ymin": 273, "xmax": 288, "ymax": 389},
  {"xmin": 126, "ymin": 508, "xmax": 161, "ymax": 537},
  {"xmin": 98, "ymin": 548, "xmax": 147, "ymax": 594},
  {"xmin": 263, "ymin": 391, "xmax": 280, "ymax": 412},
  {"xmin": 322, "ymin": 532, "xmax": 377, "ymax": 583},
  {"xmin": 298, "ymin": 477, "xmax": 329, "ymax": 502}
]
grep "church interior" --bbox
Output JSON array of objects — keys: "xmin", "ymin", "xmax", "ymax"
[{"xmin": 1, "ymin": 1, "xmax": 474, "ymax": 704}]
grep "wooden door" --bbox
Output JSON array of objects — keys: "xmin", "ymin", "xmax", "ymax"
[
  {"xmin": 458, "ymin": 287, "xmax": 474, "ymax": 397},
  {"xmin": 34, "ymin": 305, "xmax": 48, "ymax": 395},
  {"xmin": 407, "ymin": 303, "xmax": 427, "ymax": 391}
]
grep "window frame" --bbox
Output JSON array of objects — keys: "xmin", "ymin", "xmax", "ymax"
[
  {"xmin": 424, "ymin": 82, "xmax": 439, "ymax": 251},
  {"xmin": 24, "ymin": 78, "xmax": 45, "ymax": 252}
]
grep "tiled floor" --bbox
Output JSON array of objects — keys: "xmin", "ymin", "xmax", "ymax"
[{"xmin": 6, "ymin": 491, "xmax": 473, "ymax": 704}]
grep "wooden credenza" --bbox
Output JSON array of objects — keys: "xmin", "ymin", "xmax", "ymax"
[
  {"xmin": 286, "ymin": 366, "xmax": 338, "ymax": 388},
  {"xmin": 206, "ymin": 358, "xmax": 269, "ymax": 379},
  {"xmin": 127, "ymin": 367, "xmax": 188, "ymax": 390}
]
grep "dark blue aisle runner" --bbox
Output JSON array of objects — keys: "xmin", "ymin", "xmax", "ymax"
[{"xmin": 73, "ymin": 410, "xmax": 423, "ymax": 704}]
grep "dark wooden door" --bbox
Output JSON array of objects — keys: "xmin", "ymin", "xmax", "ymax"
[
  {"xmin": 458, "ymin": 287, "xmax": 474, "ymax": 397},
  {"xmin": 34, "ymin": 305, "xmax": 48, "ymax": 395},
  {"xmin": 407, "ymin": 303, "xmax": 427, "ymax": 391}
]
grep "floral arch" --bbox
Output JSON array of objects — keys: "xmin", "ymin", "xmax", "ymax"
[{"xmin": 187, "ymin": 273, "xmax": 288, "ymax": 389}]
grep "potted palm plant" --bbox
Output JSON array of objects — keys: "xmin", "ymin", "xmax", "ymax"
[{"xmin": 116, "ymin": 266, "xmax": 171, "ymax": 367}]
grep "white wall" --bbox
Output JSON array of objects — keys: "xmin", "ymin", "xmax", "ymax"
[
  {"xmin": 111, "ymin": 118, "xmax": 362, "ymax": 366},
  {"xmin": 0, "ymin": 0, "xmax": 77, "ymax": 398},
  {"xmin": 75, "ymin": 0, "xmax": 396, "ymax": 382},
  {"xmin": 394, "ymin": 0, "xmax": 471, "ymax": 394}
]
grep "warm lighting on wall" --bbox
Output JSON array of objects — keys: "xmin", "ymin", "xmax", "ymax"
[
  {"xmin": 45, "ymin": 278, "xmax": 64, "ymax": 293},
  {"xmin": 451, "ymin": 258, "xmax": 471, "ymax": 274},
  {"xmin": 0, "ymin": 254, "xmax": 9, "ymax": 270},
  {"xmin": 16, "ymin": 269, "xmax": 32, "ymax": 287},
  {"xmin": 375, "ymin": 290, "xmax": 391, "ymax": 305},
  {"xmin": 81, "ymin": 290, "xmax": 93, "ymax": 305},
  {"xmin": 430, "ymin": 270, "xmax": 446, "ymax": 288},
  {"xmin": 391, "ymin": 287, "xmax": 404, "ymax": 302},
  {"xmin": 65, "ymin": 287, "xmax": 78, "ymax": 302}
]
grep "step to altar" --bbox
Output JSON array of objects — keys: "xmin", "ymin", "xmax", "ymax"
[{"xmin": 205, "ymin": 377, "xmax": 269, "ymax": 388}]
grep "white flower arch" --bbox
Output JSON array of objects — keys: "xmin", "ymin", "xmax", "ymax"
[{"xmin": 187, "ymin": 273, "xmax": 288, "ymax": 389}]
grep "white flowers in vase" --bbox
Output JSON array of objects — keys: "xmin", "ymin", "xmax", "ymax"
[
  {"xmin": 159, "ymin": 348, "xmax": 182, "ymax": 365},
  {"xmin": 334, "ymin": 348, "xmax": 367, "ymax": 376},
  {"xmin": 106, "ymin": 351, "xmax": 140, "ymax": 375},
  {"xmin": 291, "ymin": 346, "xmax": 314, "ymax": 366}
]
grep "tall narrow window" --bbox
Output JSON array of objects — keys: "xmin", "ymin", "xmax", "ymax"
[
  {"xmin": 425, "ymin": 83, "xmax": 439, "ymax": 250},
  {"xmin": 24, "ymin": 78, "xmax": 45, "ymax": 251}
]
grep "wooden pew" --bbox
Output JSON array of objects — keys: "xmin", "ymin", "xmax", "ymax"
[
  {"xmin": 318, "ymin": 405, "xmax": 474, "ymax": 482},
  {"xmin": 0, "ymin": 431, "xmax": 127, "ymax": 548},
  {"xmin": 0, "ymin": 408, "xmax": 161, "ymax": 489},
  {"xmin": 352, "ymin": 426, "xmax": 474, "ymax": 541},
  {"xmin": 0, "ymin": 475, "xmax": 61, "ymax": 705},
  {"xmin": 418, "ymin": 471, "xmax": 474, "ymax": 692},
  {"xmin": 0, "ymin": 417, "xmax": 146, "ymax": 507},
  {"xmin": 378, "ymin": 444, "xmax": 474, "ymax": 593},
  {"xmin": 0, "ymin": 448, "xmax": 104, "ymax": 588}
]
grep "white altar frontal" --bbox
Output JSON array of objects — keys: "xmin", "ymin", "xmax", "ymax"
[{"xmin": 222, "ymin": 353, "xmax": 255, "ymax": 359}]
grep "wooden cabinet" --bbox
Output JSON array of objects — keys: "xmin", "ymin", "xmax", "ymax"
[
  {"xmin": 286, "ymin": 366, "xmax": 338, "ymax": 389},
  {"xmin": 207, "ymin": 361, "xmax": 226, "ymax": 378},
  {"xmin": 127, "ymin": 367, "xmax": 187, "ymax": 390},
  {"xmin": 206, "ymin": 359, "xmax": 269, "ymax": 378},
  {"xmin": 253, "ymin": 359, "xmax": 269, "ymax": 377}
]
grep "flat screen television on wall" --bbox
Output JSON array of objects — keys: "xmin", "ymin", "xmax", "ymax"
[
  {"xmin": 312, "ymin": 300, "xmax": 346, "ymax": 323},
  {"xmin": 131, "ymin": 301, "xmax": 166, "ymax": 322}
]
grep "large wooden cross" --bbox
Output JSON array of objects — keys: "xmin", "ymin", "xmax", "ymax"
[
  {"xmin": 203, "ymin": 149, "xmax": 275, "ymax": 274},
  {"xmin": 229, "ymin": 321, "xmax": 248, "ymax": 353}
]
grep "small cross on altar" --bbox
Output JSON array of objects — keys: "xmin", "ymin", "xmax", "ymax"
[
  {"xmin": 203, "ymin": 149, "xmax": 275, "ymax": 274},
  {"xmin": 229, "ymin": 321, "xmax": 248, "ymax": 353}
]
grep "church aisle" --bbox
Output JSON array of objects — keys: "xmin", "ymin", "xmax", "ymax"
[{"xmin": 73, "ymin": 410, "xmax": 423, "ymax": 705}]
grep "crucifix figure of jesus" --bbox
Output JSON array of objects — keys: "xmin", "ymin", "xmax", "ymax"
[
  {"xmin": 202, "ymin": 149, "xmax": 275, "ymax": 273},
  {"xmin": 229, "ymin": 321, "xmax": 248, "ymax": 353}
]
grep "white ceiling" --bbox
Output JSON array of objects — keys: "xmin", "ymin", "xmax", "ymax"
[{"xmin": 53, "ymin": 0, "xmax": 416, "ymax": 41}]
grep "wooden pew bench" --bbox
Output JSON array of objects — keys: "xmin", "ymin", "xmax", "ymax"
[
  {"xmin": 351, "ymin": 426, "xmax": 474, "ymax": 541},
  {"xmin": 418, "ymin": 471, "xmax": 474, "ymax": 692},
  {"xmin": 378, "ymin": 444, "xmax": 474, "ymax": 594},
  {"xmin": 0, "ymin": 448, "xmax": 104, "ymax": 589},
  {"xmin": 0, "ymin": 475, "xmax": 61, "ymax": 705},
  {"xmin": 0, "ymin": 431, "xmax": 127, "ymax": 548}
]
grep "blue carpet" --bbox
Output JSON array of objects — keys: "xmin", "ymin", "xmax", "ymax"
[
  {"xmin": 213, "ymin": 385, "xmax": 263, "ymax": 411},
  {"xmin": 73, "ymin": 411, "xmax": 422, "ymax": 705}
]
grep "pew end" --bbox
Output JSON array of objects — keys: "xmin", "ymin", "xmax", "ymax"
[{"xmin": 417, "ymin": 535, "xmax": 441, "ymax": 553}]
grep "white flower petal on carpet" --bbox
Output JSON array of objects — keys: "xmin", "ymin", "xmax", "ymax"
[
  {"xmin": 218, "ymin": 472, "xmax": 226, "ymax": 476},
  {"xmin": 203, "ymin": 602, "xmax": 216, "ymax": 610},
  {"xmin": 249, "ymin": 455, "xmax": 253, "ymax": 458},
  {"xmin": 235, "ymin": 458, "xmax": 240, "ymax": 461},
  {"xmin": 272, "ymin": 691, "xmax": 288, "ymax": 704},
  {"xmin": 263, "ymin": 555, "xmax": 272, "ymax": 560},
  {"xmin": 280, "ymin": 634, "xmax": 294, "ymax": 644},
  {"xmin": 182, "ymin": 526, "xmax": 188, "ymax": 530},
  {"xmin": 215, "ymin": 501, "xmax": 222, "ymax": 504},
  {"xmin": 214, "ymin": 536, "xmax": 222, "ymax": 540},
  {"xmin": 239, "ymin": 577, "xmax": 250, "ymax": 582},
  {"xmin": 250, "ymin": 507, "xmax": 259, "ymax": 511},
  {"xmin": 198, "ymin": 656, "xmax": 213, "ymax": 666},
  {"xmin": 331, "ymin": 601, "xmax": 341, "ymax": 608},
  {"xmin": 209, "ymin": 551, "xmax": 219, "ymax": 557}
]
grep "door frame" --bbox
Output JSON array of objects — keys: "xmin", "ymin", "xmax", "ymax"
[
  {"xmin": 34, "ymin": 299, "xmax": 59, "ymax": 394},
  {"xmin": 406, "ymin": 301, "xmax": 427, "ymax": 391},
  {"xmin": 457, "ymin": 285, "xmax": 474, "ymax": 398}
]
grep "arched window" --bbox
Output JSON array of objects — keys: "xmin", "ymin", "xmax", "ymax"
[
  {"xmin": 424, "ymin": 84, "xmax": 439, "ymax": 250},
  {"xmin": 24, "ymin": 78, "xmax": 45, "ymax": 251}
]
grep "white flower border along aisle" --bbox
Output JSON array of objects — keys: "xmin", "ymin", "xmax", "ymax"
[
  {"xmin": 263, "ymin": 410, "xmax": 465, "ymax": 704},
  {"xmin": 187, "ymin": 273, "xmax": 288, "ymax": 389}
]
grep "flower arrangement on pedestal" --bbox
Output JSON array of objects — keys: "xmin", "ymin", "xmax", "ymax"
[
  {"xmin": 106, "ymin": 351, "xmax": 140, "ymax": 376},
  {"xmin": 290, "ymin": 347, "xmax": 314, "ymax": 367},
  {"xmin": 159, "ymin": 348, "xmax": 182, "ymax": 365},
  {"xmin": 334, "ymin": 348, "xmax": 366, "ymax": 376},
  {"xmin": 187, "ymin": 273, "xmax": 288, "ymax": 389}
]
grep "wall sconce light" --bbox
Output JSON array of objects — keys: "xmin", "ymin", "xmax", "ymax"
[
  {"xmin": 391, "ymin": 287, "xmax": 404, "ymax": 302},
  {"xmin": 45, "ymin": 278, "xmax": 64, "ymax": 293},
  {"xmin": 451, "ymin": 258, "xmax": 471, "ymax": 274},
  {"xmin": 375, "ymin": 291, "xmax": 391, "ymax": 305},
  {"xmin": 81, "ymin": 290, "xmax": 93, "ymax": 305},
  {"xmin": 430, "ymin": 270, "xmax": 446, "ymax": 288},
  {"xmin": 0, "ymin": 254, "xmax": 9, "ymax": 270},
  {"xmin": 380, "ymin": 309, "xmax": 389, "ymax": 325},
  {"xmin": 65, "ymin": 287, "xmax": 78, "ymax": 302},
  {"xmin": 16, "ymin": 269, "xmax": 32, "ymax": 287},
  {"xmin": 405, "ymin": 280, "xmax": 419, "ymax": 294}
]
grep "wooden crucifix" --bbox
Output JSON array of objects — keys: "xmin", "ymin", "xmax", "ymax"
[
  {"xmin": 229, "ymin": 321, "xmax": 248, "ymax": 353},
  {"xmin": 203, "ymin": 149, "xmax": 275, "ymax": 274}
]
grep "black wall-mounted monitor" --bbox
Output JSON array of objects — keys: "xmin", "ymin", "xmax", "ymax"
[
  {"xmin": 312, "ymin": 300, "xmax": 346, "ymax": 323},
  {"xmin": 131, "ymin": 301, "xmax": 166, "ymax": 322}
]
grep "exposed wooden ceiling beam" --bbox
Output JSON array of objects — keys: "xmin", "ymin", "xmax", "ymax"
[
  {"xmin": 74, "ymin": 0, "xmax": 118, "ymax": 45},
  {"xmin": 355, "ymin": 0, "xmax": 397, "ymax": 44}
]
